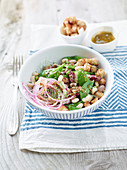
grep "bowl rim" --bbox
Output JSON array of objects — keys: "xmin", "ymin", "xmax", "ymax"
[
  {"xmin": 19, "ymin": 44, "xmax": 114, "ymax": 114},
  {"xmin": 89, "ymin": 25, "xmax": 118, "ymax": 46},
  {"xmin": 59, "ymin": 18, "xmax": 88, "ymax": 39}
]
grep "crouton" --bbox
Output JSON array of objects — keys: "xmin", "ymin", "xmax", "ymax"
[{"xmin": 58, "ymin": 105, "xmax": 69, "ymax": 111}]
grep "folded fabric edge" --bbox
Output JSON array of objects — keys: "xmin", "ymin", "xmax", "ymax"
[{"xmin": 19, "ymin": 144, "xmax": 127, "ymax": 153}]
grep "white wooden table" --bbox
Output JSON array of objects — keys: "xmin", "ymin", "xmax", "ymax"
[{"xmin": 0, "ymin": 0, "xmax": 127, "ymax": 169}]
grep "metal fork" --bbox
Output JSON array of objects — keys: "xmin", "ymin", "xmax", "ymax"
[{"xmin": 8, "ymin": 56, "xmax": 23, "ymax": 135}]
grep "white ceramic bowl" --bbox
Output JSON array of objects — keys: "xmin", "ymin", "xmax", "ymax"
[
  {"xmin": 90, "ymin": 26, "xmax": 117, "ymax": 52},
  {"xmin": 59, "ymin": 19, "xmax": 88, "ymax": 44},
  {"xmin": 19, "ymin": 45, "xmax": 114, "ymax": 119}
]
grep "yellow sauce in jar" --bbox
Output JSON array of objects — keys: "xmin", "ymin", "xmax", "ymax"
[{"xmin": 91, "ymin": 31, "xmax": 115, "ymax": 44}]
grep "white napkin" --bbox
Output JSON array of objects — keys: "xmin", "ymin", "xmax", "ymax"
[{"xmin": 19, "ymin": 20, "xmax": 127, "ymax": 153}]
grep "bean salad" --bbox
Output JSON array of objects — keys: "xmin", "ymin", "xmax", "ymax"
[{"xmin": 23, "ymin": 56, "xmax": 106, "ymax": 111}]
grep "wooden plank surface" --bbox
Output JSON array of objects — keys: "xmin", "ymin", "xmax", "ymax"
[{"xmin": 0, "ymin": 0, "xmax": 127, "ymax": 169}]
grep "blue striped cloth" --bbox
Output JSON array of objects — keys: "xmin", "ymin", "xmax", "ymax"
[{"xmin": 19, "ymin": 46, "xmax": 127, "ymax": 152}]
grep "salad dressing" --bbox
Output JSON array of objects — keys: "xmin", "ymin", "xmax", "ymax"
[{"xmin": 92, "ymin": 31, "xmax": 115, "ymax": 44}]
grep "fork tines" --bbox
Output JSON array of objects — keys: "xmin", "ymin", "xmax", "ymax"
[{"xmin": 13, "ymin": 56, "xmax": 23, "ymax": 76}]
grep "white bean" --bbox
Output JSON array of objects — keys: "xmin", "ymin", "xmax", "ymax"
[
  {"xmin": 92, "ymin": 86, "xmax": 98, "ymax": 94},
  {"xmin": 58, "ymin": 75, "xmax": 63, "ymax": 82},
  {"xmin": 98, "ymin": 85, "xmax": 105, "ymax": 92},
  {"xmin": 70, "ymin": 83, "xmax": 77, "ymax": 87},
  {"xmin": 95, "ymin": 82, "xmax": 99, "ymax": 87},
  {"xmin": 76, "ymin": 103, "xmax": 83, "ymax": 108},
  {"xmin": 62, "ymin": 58, "xmax": 69, "ymax": 63},
  {"xmin": 75, "ymin": 66, "xmax": 84, "ymax": 71},
  {"xmin": 82, "ymin": 94, "xmax": 93, "ymax": 102},
  {"xmin": 72, "ymin": 98, "xmax": 79, "ymax": 103}
]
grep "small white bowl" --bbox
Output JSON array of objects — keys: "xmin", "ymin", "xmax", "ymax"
[
  {"xmin": 59, "ymin": 19, "xmax": 88, "ymax": 44},
  {"xmin": 90, "ymin": 26, "xmax": 117, "ymax": 52},
  {"xmin": 19, "ymin": 45, "xmax": 114, "ymax": 120}
]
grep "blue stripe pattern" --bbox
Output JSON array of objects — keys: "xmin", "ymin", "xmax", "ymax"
[{"xmin": 21, "ymin": 46, "xmax": 127, "ymax": 131}]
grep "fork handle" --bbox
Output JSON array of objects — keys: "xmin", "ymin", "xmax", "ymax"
[{"xmin": 8, "ymin": 84, "xmax": 19, "ymax": 135}]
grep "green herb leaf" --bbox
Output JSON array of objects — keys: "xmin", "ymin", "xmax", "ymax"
[
  {"xmin": 65, "ymin": 65, "xmax": 75, "ymax": 70},
  {"xmin": 63, "ymin": 75, "xmax": 68, "ymax": 78},
  {"xmin": 48, "ymin": 64, "xmax": 65, "ymax": 79},
  {"xmin": 85, "ymin": 71, "xmax": 95, "ymax": 75},
  {"xmin": 35, "ymin": 75, "xmax": 39, "ymax": 81},
  {"xmin": 80, "ymin": 80, "xmax": 94, "ymax": 100},
  {"xmin": 66, "ymin": 101, "xmax": 82, "ymax": 110},
  {"xmin": 62, "ymin": 56, "xmax": 83, "ymax": 61},
  {"xmin": 39, "ymin": 64, "xmax": 65, "ymax": 79},
  {"xmin": 39, "ymin": 68, "xmax": 55, "ymax": 78},
  {"xmin": 66, "ymin": 70, "xmax": 71, "ymax": 75},
  {"xmin": 78, "ymin": 69, "xmax": 89, "ymax": 86},
  {"xmin": 80, "ymin": 88, "xmax": 90, "ymax": 100}
]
